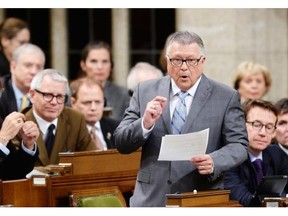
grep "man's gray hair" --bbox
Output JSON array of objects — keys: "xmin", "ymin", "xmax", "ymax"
[
  {"xmin": 166, "ymin": 31, "xmax": 206, "ymax": 56},
  {"xmin": 12, "ymin": 43, "xmax": 46, "ymax": 63},
  {"xmin": 127, "ymin": 62, "xmax": 163, "ymax": 91},
  {"xmin": 30, "ymin": 68, "xmax": 70, "ymax": 95}
]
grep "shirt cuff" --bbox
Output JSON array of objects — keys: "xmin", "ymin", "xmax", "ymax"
[
  {"xmin": 141, "ymin": 118, "xmax": 154, "ymax": 139},
  {"xmin": 0, "ymin": 142, "xmax": 10, "ymax": 155},
  {"xmin": 21, "ymin": 141, "xmax": 37, "ymax": 156}
]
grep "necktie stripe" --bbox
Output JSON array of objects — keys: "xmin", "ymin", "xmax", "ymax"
[
  {"xmin": 171, "ymin": 92, "xmax": 188, "ymax": 134},
  {"xmin": 174, "ymin": 110, "xmax": 186, "ymax": 122}
]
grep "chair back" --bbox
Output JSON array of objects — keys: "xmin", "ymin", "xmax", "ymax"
[{"xmin": 69, "ymin": 186, "xmax": 127, "ymax": 207}]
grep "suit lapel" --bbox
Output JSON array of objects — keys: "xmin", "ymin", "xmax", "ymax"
[
  {"xmin": 25, "ymin": 109, "xmax": 50, "ymax": 166},
  {"xmin": 159, "ymin": 76, "xmax": 173, "ymax": 133},
  {"xmin": 25, "ymin": 108, "xmax": 71, "ymax": 165},
  {"xmin": 8, "ymin": 79, "xmax": 18, "ymax": 112},
  {"xmin": 182, "ymin": 75, "xmax": 212, "ymax": 133},
  {"xmin": 50, "ymin": 110, "xmax": 70, "ymax": 164},
  {"xmin": 99, "ymin": 119, "xmax": 111, "ymax": 149}
]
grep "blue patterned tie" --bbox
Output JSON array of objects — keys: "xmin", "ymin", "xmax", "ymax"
[{"xmin": 171, "ymin": 91, "xmax": 189, "ymax": 134}]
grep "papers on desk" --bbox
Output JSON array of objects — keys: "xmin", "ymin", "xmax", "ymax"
[
  {"xmin": 158, "ymin": 128, "xmax": 209, "ymax": 161},
  {"xmin": 26, "ymin": 169, "xmax": 48, "ymax": 178}
]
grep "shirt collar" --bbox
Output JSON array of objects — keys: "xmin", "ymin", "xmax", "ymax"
[
  {"xmin": 248, "ymin": 151, "xmax": 263, "ymax": 162},
  {"xmin": 87, "ymin": 121, "xmax": 101, "ymax": 132},
  {"xmin": 33, "ymin": 109, "xmax": 58, "ymax": 134},
  {"xmin": 12, "ymin": 81, "xmax": 30, "ymax": 100},
  {"xmin": 278, "ymin": 143, "xmax": 288, "ymax": 155}
]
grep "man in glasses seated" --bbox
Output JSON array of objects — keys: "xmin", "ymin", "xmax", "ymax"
[
  {"xmin": 16, "ymin": 69, "xmax": 96, "ymax": 168},
  {"xmin": 224, "ymin": 99, "xmax": 288, "ymax": 207}
]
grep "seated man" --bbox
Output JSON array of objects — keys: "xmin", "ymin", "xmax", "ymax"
[
  {"xmin": 126, "ymin": 62, "xmax": 163, "ymax": 97},
  {"xmin": 18, "ymin": 69, "xmax": 96, "ymax": 167},
  {"xmin": 0, "ymin": 111, "xmax": 39, "ymax": 180},
  {"xmin": 273, "ymin": 98, "xmax": 288, "ymax": 156},
  {"xmin": 70, "ymin": 77, "xmax": 119, "ymax": 150},
  {"xmin": 224, "ymin": 99, "xmax": 288, "ymax": 207},
  {"xmin": 0, "ymin": 43, "xmax": 45, "ymax": 119}
]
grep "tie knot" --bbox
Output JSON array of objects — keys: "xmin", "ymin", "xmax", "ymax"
[
  {"xmin": 178, "ymin": 91, "xmax": 188, "ymax": 100},
  {"xmin": 91, "ymin": 126, "xmax": 96, "ymax": 133},
  {"xmin": 253, "ymin": 159, "xmax": 262, "ymax": 170},
  {"xmin": 48, "ymin": 124, "xmax": 55, "ymax": 131}
]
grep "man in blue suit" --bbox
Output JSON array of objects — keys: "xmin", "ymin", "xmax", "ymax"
[
  {"xmin": 224, "ymin": 99, "xmax": 288, "ymax": 207},
  {"xmin": 114, "ymin": 31, "xmax": 248, "ymax": 207}
]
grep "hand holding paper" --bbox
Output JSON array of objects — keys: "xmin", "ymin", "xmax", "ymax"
[{"xmin": 158, "ymin": 128, "xmax": 209, "ymax": 161}]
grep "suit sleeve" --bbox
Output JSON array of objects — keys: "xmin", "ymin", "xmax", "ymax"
[
  {"xmin": 224, "ymin": 166, "xmax": 255, "ymax": 207},
  {"xmin": 209, "ymin": 90, "xmax": 248, "ymax": 179},
  {"xmin": 0, "ymin": 141, "xmax": 39, "ymax": 180},
  {"xmin": 114, "ymin": 84, "xmax": 147, "ymax": 154}
]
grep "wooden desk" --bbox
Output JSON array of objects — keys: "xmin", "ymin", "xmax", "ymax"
[
  {"xmin": 166, "ymin": 190, "xmax": 242, "ymax": 207},
  {"xmin": 0, "ymin": 149, "xmax": 141, "ymax": 207},
  {"xmin": 47, "ymin": 170, "xmax": 137, "ymax": 206},
  {"xmin": 59, "ymin": 149, "xmax": 141, "ymax": 175},
  {"xmin": 262, "ymin": 197, "xmax": 288, "ymax": 207},
  {"xmin": 1, "ymin": 177, "xmax": 49, "ymax": 207}
]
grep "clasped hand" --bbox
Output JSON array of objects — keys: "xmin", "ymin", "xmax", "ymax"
[{"xmin": 0, "ymin": 112, "xmax": 39, "ymax": 150}]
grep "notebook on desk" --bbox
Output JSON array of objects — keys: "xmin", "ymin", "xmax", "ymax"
[{"xmin": 255, "ymin": 175, "xmax": 288, "ymax": 198}]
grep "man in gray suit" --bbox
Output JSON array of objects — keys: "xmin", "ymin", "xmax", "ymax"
[{"xmin": 114, "ymin": 31, "xmax": 248, "ymax": 207}]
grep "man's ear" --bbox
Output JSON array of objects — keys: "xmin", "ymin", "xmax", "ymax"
[
  {"xmin": 70, "ymin": 97, "xmax": 76, "ymax": 107},
  {"xmin": 201, "ymin": 56, "xmax": 206, "ymax": 63},
  {"xmin": 29, "ymin": 89, "xmax": 35, "ymax": 104},
  {"xmin": 10, "ymin": 61, "xmax": 16, "ymax": 74}
]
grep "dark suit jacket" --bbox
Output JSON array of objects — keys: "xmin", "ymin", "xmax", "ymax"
[
  {"xmin": 100, "ymin": 116, "xmax": 119, "ymax": 149},
  {"xmin": 224, "ymin": 145, "xmax": 288, "ymax": 207},
  {"xmin": 0, "ymin": 117, "xmax": 39, "ymax": 180},
  {"xmin": 104, "ymin": 80, "xmax": 130, "ymax": 122},
  {"xmin": 0, "ymin": 75, "xmax": 19, "ymax": 119},
  {"xmin": 22, "ymin": 106, "xmax": 97, "ymax": 166},
  {"xmin": 0, "ymin": 51, "xmax": 10, "ymax": 78},
  {"xmin": 114, "ymin": 74, "xmax": 248, "ymax": 206}
]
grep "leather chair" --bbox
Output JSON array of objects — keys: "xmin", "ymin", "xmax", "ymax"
[{"xmin": 69, "ymin": 186, "xmax": 127, "ymax": 207}]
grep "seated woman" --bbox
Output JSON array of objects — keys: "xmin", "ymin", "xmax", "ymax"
[
  {"xmin": 0, "ymin": 111, "xmax": 39, "ymax": 180},
  {"xmin": 232, "ymin": 61, "xmax": 272, "ymax": 104}
]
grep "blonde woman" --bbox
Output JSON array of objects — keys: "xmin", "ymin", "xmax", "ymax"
[{"xmin": 233, "ymin": 61, "xmax": 272, "ymax": 103}]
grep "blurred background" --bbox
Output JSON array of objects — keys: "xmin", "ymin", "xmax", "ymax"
[{"xmin": 0, "ymin": 8, "xmax": 287, "ymax": 102}]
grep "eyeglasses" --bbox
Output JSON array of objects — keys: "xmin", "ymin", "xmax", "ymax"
[
  {"xmin": 168, "ymin": 56, "xmax": 202, "ymax": 67},
  {"xmin": 246, "ymin": 120, "xmax": 276, "ymax": 134},
  {"xmin": 35, "ymin": 89, "xmax": 67, "ymax": 104}
]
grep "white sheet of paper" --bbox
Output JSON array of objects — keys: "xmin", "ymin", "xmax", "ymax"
[{"xmin": 158, "ymin": 128, "xmax": 209, "ymax": 161}]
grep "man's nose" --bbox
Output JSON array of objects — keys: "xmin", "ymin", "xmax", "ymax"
[
  {"xmin": 258, "ymin": 125, "xmax": 267, "ymax": 134},
  {"xmin": 90, "ymin": 101, "xmax": 97, "ymax": 109}
]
